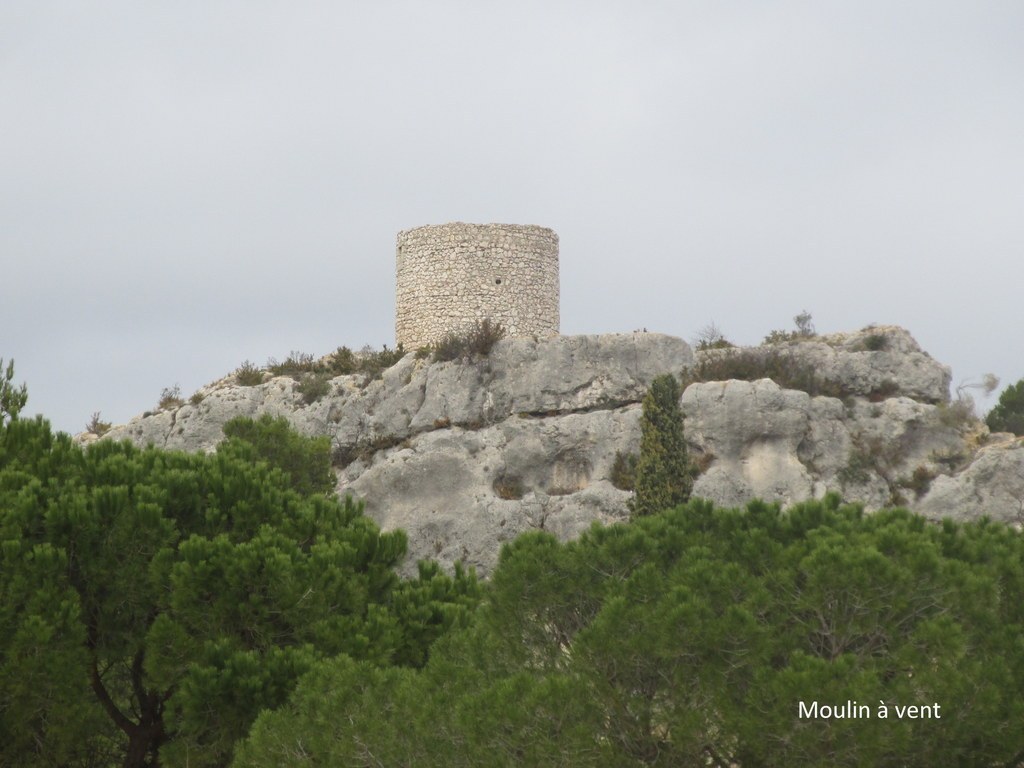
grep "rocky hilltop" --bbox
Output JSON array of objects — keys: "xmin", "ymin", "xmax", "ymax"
[{"xmin": 89, "ymin": 326, "xmax": 1024, "ymax": 575}]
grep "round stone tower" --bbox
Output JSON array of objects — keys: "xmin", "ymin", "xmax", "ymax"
[{"xmin": 395, "ymin": 222, "xmax": 559, "ymax": 349}]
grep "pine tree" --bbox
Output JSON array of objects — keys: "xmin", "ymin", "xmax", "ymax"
[
  {"xmin": 0, "ymin": 358, "xmax": 28, "ymax": 424},
  {"xmin": 629, "ymin": 373, "xmax": 692, "ymax": 518},
  {"xmin": 0, "ymin": 405, "xmax": 478, "ymax": 768},
  {"xmin": 986, "ymin": 377, "xmax": 1024, "ymax": 436}
]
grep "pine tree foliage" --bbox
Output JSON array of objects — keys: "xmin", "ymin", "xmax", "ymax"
[
  {"xmin": 0, "ymin": 410, "xmax": 479, "ymax": 768},
  {"xmin": 221, "ymin": 413, "xmax": 335, "ymax": 496},
  {"xmin": 233, "ymin": 497, "xmax": 1024, "ymax": 767},
  {"xmin": 0, "ymin": 358, "xmax": 28, "ymax": 424},
  {"xmin": 986, "ymin": 377, "xmax": 1024, "ymax": 436},
  {"xmin": 629, "ymin": 373, "xmax": 692, "ymax": 517}
]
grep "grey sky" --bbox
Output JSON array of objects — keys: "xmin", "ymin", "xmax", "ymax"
[{"xmin": 2, "ymin": 1, "xmax": 1022, "ymax": 434}]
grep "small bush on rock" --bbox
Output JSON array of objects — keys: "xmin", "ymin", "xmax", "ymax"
[
  {"xmin": 267, "ymin": 351, "xmax": 317, "ymax": 378},
  {"xmin": 235, "ymin": 360, "xmax": 265, "ymax": 386},
  {"xmin": 863, "ymin": 333, "xmax": 889, "ymax": 351},
  {"xmin": 693, "ymin": 322, "xmax": 734, "ymax": 351},
  {"xmin": 763, "ymin": 310, "xmax": 817, "ymax": 345},
  {"xmin": 493, "ymin": 475, "xmax": 525, "ymax": 500},
  {"xmin": 350, "ymin": 344, "xmax": 405, "ymax": 379},
  {"xmin": 610, "ymin": 451, "xmax": 638, "ymax": 491},
  {"xmin": 158, "ymin": 384, "xmax": 184, "ymax": 411},
  {"xmin": 899, "ymin": 465, "xmax": 936, "ymax": 499},
  {"xmin": 85, "ymin": 411, "xmax": 111, "ymax": 436},
  {"xmin": 684, "ymin": 347, "xmax": 846, "ymax": 399},
  {"xmin": 938, "ymin": 398, "xmax": 977, "ymax": 430},
  {"xmin": 317, "ymin": 344, "xmax": 408, "ymax": 379},
  {"xmin": 433, "ymin": 319, "xmax": 506, "ymax": 362},
  {"xmin": 297, "ymin": 372, "xmax": 331, "ymax": 404}
]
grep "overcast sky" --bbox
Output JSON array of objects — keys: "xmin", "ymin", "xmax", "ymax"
[{"xmin": 2, "ymin": 1, "xmax": 1022, "ymax": 435}]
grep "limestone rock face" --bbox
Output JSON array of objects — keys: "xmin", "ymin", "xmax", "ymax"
[
  {"xmin": 917, "ymin": 439, "xmax": 1024, "ymax": 525},
  {"xmin": 695, "ymin": 325, "xmax": 951, "ymax": 404},
  {"xmin": 682, "ymin": 380, "xmax": 824, "ymax": 508},
  {"xmin": 340, "ymin": 409, "xmax": 639, "ymax": 575},
  {"xmin": 88, "ymin": 326, "xmax": 1012, "ymax": 576}
]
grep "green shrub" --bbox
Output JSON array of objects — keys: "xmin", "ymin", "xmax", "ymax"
[
  {"xmin": 684, "ymin": 347, "xmax": 846, "ymax": 399},
  {"xmin": 331, "ymin": 434, "xmax": 408, "ymax": 468},
  {"xmin": 609, "ymin": 451, "xmax": 638, "ymax": 491},
  {"xmin": 898, "ymin": 465, "xmax": 936, "ymax": 499},
  {"xmin": 762, "ymin": 329, "xmax": 799, "ymax": 344},
  {"xmin": 235, "ymin": 360, "xmax": 265, "ymax": 386},
  {"xmin": 327, "ymin": 346, "xmax": 358, "ymax": 373},
  {"xmin": 493, "ymin": 475, "xmax": 525, "ymax": 500},
  {"xmin": 189, "ymin": 392, "xmax": 204, "ymax": 406},
  {"xmin": 938, "ymin": 398, "xmax": 977, "ymax": 429},
  {"xmin": 158, "ymin": 384, "xmax": 184, "ymax": 411},
  {"xmin": 275, "ymin": 344, "xmax": 408, "ymax": 381},
  {"xmin": 351, "ymin": 344, "xmax": 405, "ymax": 379},
  {"xmin": 763, "ymin": 310, "xmax": 816, "ymax": 345},
  {"xmin": 85, "ymin": 411, "xmax": 111, "ymax": 436},
  {"xmin": 863, "ymin": 333, "xmax": 888, "ymax": 351},
  {"xmin": 693, "ymin": 449, "xmax": 715, "ymax": 475},
  {"xmin": 986, "ymin": 378, "xmax": 1024, "ymax": 436},
  {"xmin": 837, "ymin": 448, "xmax": 874, "ymax": 487},
  {"xmin": 266, "ymin": 350, "xmax": 317, "ymax": 378},
  {"xmin": 867, "ymin": 379, "xmax": 900, "ymax": 402},
  {"xmin": 433, "ymin": 319, "xmax": 506, "ymax": 362},
  {"xmin": 297, "ymin": 372, "xmax": 331, "ymax": 404},
  {"xmin": 693, "ymin": 322, "xmax": 734, "ymax": 351}
]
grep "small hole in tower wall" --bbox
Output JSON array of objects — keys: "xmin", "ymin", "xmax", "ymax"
[{"xmin": 495, "ymin": 278, "xmax": 502, "ymax": 285}]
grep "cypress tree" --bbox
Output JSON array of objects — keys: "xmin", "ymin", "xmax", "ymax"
[{"xmin": 629, "ymin": 373, "xmax": 692, "ymax": 517}]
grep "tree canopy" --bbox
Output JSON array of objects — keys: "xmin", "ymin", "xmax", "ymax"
[
  {"xmin": 234, "ymin": 495, "xmax": 1024, "ymax": 767},
  {"xmin": 986, "ymin": 377, "xmax": 1024, "ymax": 436},
  {"xmin": 0, "ymin": 411, "xmax": 478, "ymax": 768},
  {"xmin": 0, "ymin": 358, "xmax": 28, "ymax": 424}
]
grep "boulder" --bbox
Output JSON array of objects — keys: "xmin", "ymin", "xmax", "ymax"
[
  {"xmin": 916, "ymin": 439, "xmax": 1024, "ymax": 525},
  {"xmin": 340, "ymin": 408, "xmax": 639, "ymax": 576}
]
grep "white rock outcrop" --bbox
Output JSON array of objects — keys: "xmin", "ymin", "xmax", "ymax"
[
  {"xmin": 90, "ymin": 325, "xmax": 1015, "ymax": 576},
  {"xmin": 917, "ymin": 439, "xmax": 1024, "ymax": 525}
]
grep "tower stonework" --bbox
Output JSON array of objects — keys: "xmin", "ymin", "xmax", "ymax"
[{"xmin": 395, "ymin": 222, "xmax": 559, "ymax": 349}]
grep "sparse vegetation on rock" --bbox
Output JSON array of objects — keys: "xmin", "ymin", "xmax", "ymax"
[
  {"xmin": 157, "ymin": 383, "xmax": 184, "ymax": 410},
  {"xmin": 432, "ymin": 319, "xmax": 506, "ymax": 362},
  {"xmin": 610, "ymin": 450, "xmax": 638, "ymax": 491},
  {"xmin": 85, "ymin": 410, "xmax": 111, "ymax": 436},
  {"xmin": 763, "ymin": 309, "xmax": 816, "ymax": 344},
  {"xmin": 693, "ymin": 321, "xmax": 734, "ymax": 351},
  {"xmin": 234, "ymin": 360, "xmax": 265, "ymax": 385},
  {"xmin": 296, "ymin": 371, "xmax": 331, "ymax": 404}
]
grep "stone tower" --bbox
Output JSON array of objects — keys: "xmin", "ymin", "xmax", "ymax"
[{"xmin": 395, "ymin": 222, "xmax": 559, "ymax": 349}]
